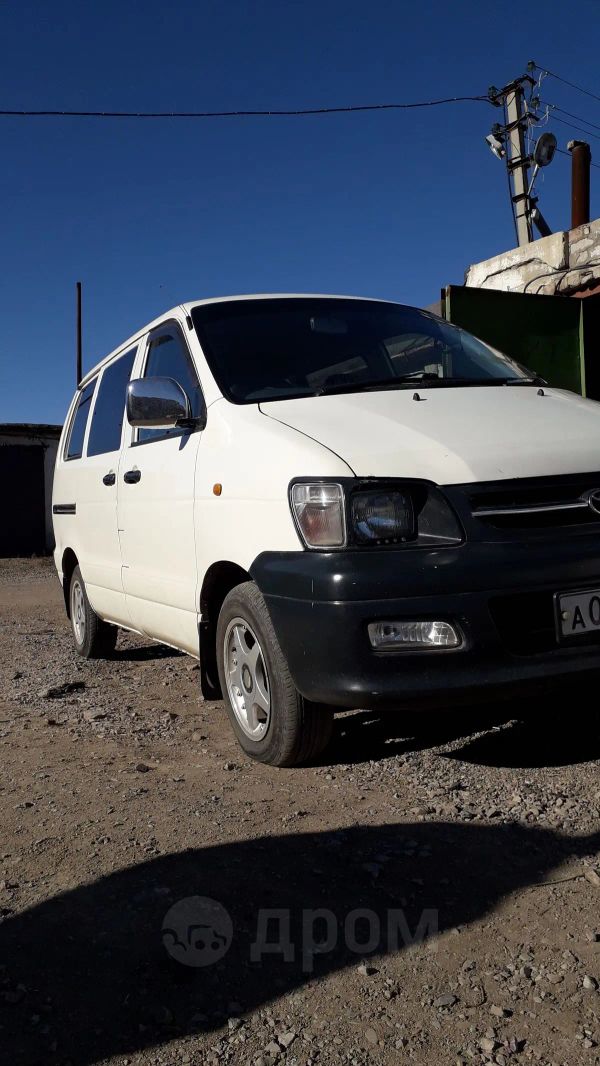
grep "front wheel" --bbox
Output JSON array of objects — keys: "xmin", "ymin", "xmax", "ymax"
[
  {"xmin": 216, "ymin": 582, "xmax": 333, "ymax": 767},
  {"xmin": 69, "ymin": 565, "xmax": 118, "ymax": 659}
]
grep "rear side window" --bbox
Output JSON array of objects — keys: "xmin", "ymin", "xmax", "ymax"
[
  {"xmin": 65, "ymin": 379, "xmax": 96, "ymax": 460},
  {"xmin": 87, "ymin": 348, "xmax": 137, "ymax": 456}
]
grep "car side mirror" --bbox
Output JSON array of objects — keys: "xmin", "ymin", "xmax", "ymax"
[{"xmin": 126, "ymin": 376, "xmax": 201, "ymax": 429}]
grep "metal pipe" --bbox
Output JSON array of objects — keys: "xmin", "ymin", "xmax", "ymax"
[
  {"xmin": 76, "ymin": 281, "xmax": 82, "ymax": 386},
  {"xmin": 567, "ymin": 140, "xmax": 591, "ymax": 229}
]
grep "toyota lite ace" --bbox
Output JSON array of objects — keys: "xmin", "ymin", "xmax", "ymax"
[{"xmin": 53, "ymin": 295, "xmax": 600, "ymax": 765}]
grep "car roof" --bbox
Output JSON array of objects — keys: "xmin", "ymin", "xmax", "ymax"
[{"xmin": 78, "ymin": 293, "xmax": 403, "ymax": 387}]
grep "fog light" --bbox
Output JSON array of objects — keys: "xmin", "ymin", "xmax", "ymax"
[{"xmin": 368, "ymin": 620, "xmax": 460, "ymax": 650}]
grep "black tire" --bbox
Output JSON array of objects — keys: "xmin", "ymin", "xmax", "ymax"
[
  {"xmin": 216, "ymin": 581, "xmax": 333, "ymax": 767},
  {"xmin": 69, "ymin": 565, "xmax": 118, "ymax": 659}
]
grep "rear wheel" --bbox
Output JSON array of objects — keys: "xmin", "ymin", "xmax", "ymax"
[
  {"xmin": 216, "ymin": 581, "xmax": 333, "ymax": 767},
  {"xmin": 69, "ymin": 565, "xmax": 117, "ymax": 659}
]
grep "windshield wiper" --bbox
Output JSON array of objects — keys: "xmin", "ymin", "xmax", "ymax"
[
  {"xmin": 315, "ymin": 373, "xmax": 442, "ymax": 395},
  {"xmin": 422, "ymin": 376, "xmax": 546, "ymax": 388},
  {"xmin": 312, "ymin": 373, "xmax": 547, "ymax": 397},
  {"xmin": 501, "ymin": 375, "xmax": 547, "ymax": 386},
  {"xmin": 387, "ymin": 371, "xmax": 443, "ymax": 383}
]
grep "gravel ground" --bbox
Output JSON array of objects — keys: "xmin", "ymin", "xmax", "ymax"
[{"xmin": 2, "ymin": 557, "xmax": 600, "ymax": 1066}]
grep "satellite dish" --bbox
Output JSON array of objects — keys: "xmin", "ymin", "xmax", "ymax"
[{"xmin": 533, "ymin": 132, "xmax": 557, "ymax": 167}]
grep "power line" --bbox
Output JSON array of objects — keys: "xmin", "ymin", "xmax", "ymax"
[
  {"xmin": 532, "ymin": 63, "xmax": 600, "ymax": 106},
  {"xmin": 523, "ymin": 266, "xmax": 569, "ymax": 293},
  {"xmin": 542, "ymin": 110, "xmax": 600, "ymax": 142},
  {"xmin": 541, "ymin": 101, "xmax": 600, "ymax": 134},
  {"xmin": 0, "ymin": 94, "xmax": 489, "ymax": 120},
  {"xmin": 522, "ymin": 259, "xmax": 600, "ymax": 293},
  {"xmin": 555, "ymin": 145, "xmax": 600, "ymax": 170}
]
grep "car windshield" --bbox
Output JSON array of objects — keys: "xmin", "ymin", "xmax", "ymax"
[{"xmin": 191, "ymin": 297, "xmax": 535, "ymax": 404}]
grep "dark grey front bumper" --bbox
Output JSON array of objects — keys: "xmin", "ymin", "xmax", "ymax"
[{"xmin": 250, "ymin": 535, "xmax": 600, "ymax": 708}]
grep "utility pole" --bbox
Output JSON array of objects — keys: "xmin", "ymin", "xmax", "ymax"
[
  {"xmin": 76, "ymin": 281, "xmax": 83, "ymax": 387},
  {"xmin": 505, "ymin": 81, "xmax": 533, "ymax": 246},
  {"xmin": 488, "ymin": 73, "xmax": 536, "ymax": 247}
]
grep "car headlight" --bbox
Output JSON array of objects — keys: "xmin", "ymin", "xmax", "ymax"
[
  {"xmin": 351, "ymin": 490, "xmax": 414, "ymax": 544},
  {"xmin": 290, "ymin": 480, "xmax": 463, "ymax": 549}
]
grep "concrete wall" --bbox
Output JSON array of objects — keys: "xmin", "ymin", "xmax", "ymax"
[{"xmin": 465, "ymin": 220, "xmax": 600, "ymax": 297}]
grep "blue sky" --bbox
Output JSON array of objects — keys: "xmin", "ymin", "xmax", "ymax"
[{"xmin": 2, "ymin": 0, "xmax": 600, "ymax": 424}]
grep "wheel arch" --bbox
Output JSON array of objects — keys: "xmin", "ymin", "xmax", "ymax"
[{"xmin": 199, "ymin": 560, "xmax": 252, "ymax": 699}]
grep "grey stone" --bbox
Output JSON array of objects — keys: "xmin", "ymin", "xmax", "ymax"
[
  {"xmin": 433, "ymin": 993, "xmax": 457, "ymax": 1008},
  {"xmin": 489, "ymin": 1005, "xmax": 512, "ymax": 1018},
  {"xmin": 479, "ymin": 1036, "xmax": 498, "ymax": 1054},
  {"xmin": 278, "ymin": 1031, "xmax": 296, "ymax": 1049}
]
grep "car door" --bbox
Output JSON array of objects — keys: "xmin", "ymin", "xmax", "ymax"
[
  {"xmin": 118, "ymin": 319, "xmax": 203, "ymax": 655},
  {"xmin": 68, "ymin": 347, "xmax": 137, "ymax": 624}
]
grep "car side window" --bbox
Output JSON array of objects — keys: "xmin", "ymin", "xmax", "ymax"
[
  {"xmin": 137, "ymin": 324, "xmax": 202, "ymax": 444},
  {"xmin": 87, "ymin": 348, "xmax": 137, "ymax": 457},
  {"xmin": 65, "ymin": 379, "xmax": 96, "ymax": 460}
]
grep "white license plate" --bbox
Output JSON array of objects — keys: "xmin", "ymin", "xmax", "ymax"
[{"xmin": 556, "ymin": 588, "xmax": 600, "ymax": 639}]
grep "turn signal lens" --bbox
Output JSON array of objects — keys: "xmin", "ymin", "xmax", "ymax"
[
  {"xmin": 291, "ymin": 483, "xmax": 345, "ymax": 547},
  {"xmin": 368, "ymin": 620, "xmax": 460, "ymax": 650}
]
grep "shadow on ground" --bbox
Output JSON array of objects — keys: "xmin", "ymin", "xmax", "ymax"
[
  {"xmin": 2, "ymin": 822, "xmax": 599, "ymax": 1065},
  {"xmin": 330, "ymin": 705, "xmax": 509, "ymax": 765},
  {"xmin": 328, "ymin": 682, "xmax": 600, "ymax": 769},
  {"xmin": 110, "ymin": 644, "xmax": 184, "ymax": 663},
  {"xmin": 444, "ymin": 708, "xmax": 600, "ymax": 768}
]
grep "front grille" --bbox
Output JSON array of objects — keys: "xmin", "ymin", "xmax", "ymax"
[
  {"xmin": 490, "ymin": 591, "xmax": 600, "ymax": 655},
  {"xmin": 467, "ymin": 474, "xmax": 600, "ymax": 531}
]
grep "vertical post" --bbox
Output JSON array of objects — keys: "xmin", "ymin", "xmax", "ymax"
[
  {"xmin": 505, "ymin": 85, "xmax": 533, "ymax": 246},
  {"xmin": 568, "ymin": 140, "xmax": 591, "ymax": 229},
  {"xmin": 76, "ymin": 281, "xmax": 82, "ymax": 387}
]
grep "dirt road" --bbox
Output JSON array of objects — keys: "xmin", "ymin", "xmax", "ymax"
[{"xmin": 2, "ymin": 558, "xmax": 600, "ymax": 1066}]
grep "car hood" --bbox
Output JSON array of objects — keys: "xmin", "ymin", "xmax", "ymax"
[{"xmin": 260, "ymin": 387, "xmax": 600, "ymax": 483}]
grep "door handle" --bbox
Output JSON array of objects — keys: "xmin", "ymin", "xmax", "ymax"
[
  {"xmin": 102, "ymin": 472, "xmax": 116, "ymax": 486},
  {"xmin": 123, "ymin": 469, "xmax": 141, "ymax": 484}
]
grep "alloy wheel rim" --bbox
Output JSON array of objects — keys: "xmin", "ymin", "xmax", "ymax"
[
  {"xmin": 71, "ymin": 580, "xmax": 86, "ymax": 646},
  {"xmin": 224, "ymin": 617, "xmax": 271, "ymax": 741}
]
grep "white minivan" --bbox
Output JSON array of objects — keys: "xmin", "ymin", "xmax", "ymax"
[{"xmin": 53, "ymin": 294, "xmax": 600, "ymax": 765}]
